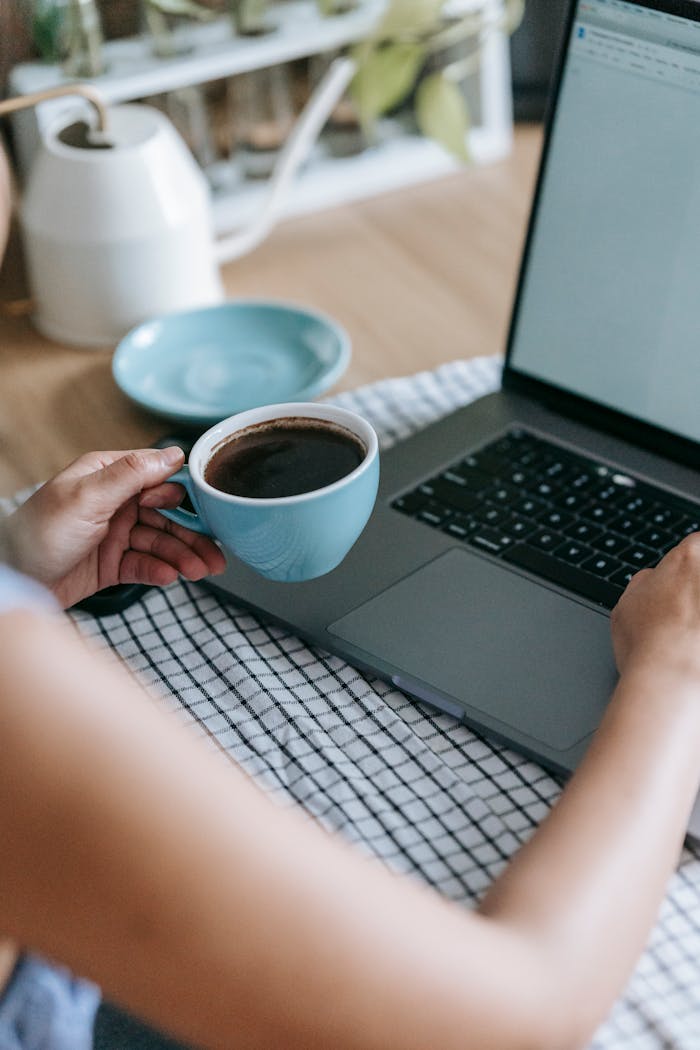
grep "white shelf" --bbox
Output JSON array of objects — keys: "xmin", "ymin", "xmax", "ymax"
[{"xmin": 10, "ymin": 1, "xmax": 386, "ymax": 104}]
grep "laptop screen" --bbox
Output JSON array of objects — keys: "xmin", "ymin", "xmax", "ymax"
[{"xmin": 508, "ymin": 0, "xmax": 700, "ymax": 446}]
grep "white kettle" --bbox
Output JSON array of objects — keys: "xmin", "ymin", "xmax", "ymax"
[{"xmin": 0, "ymin": 60, "xmax": 354, "ymax": 348}]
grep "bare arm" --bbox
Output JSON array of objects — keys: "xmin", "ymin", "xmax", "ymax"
[
  {"xmin": 479, "ymin": 535, "xmax": 700, "ymax": 1044},
  {"xmin": 1, "ymin": 537, "xmax": 700, "ymax": 1050}
]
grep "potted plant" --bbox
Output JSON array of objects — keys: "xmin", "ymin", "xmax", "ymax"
[
  {"xmin": 27, "ymin": 0, "xmax": 106, "ymax": 76},
  {"xmin": 322, "ymin": 0, "xmax": 525, "ymax": 161}
]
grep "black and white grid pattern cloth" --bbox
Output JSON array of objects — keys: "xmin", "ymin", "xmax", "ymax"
[{"xmin": 13, "ymin": 357, "xmax": 700, "ymax": 1047}]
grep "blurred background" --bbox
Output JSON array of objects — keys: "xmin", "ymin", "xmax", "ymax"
[
  {"xmin": 0, "ymin": 0, "xmax": 569, "ymax": 214},
  {"xmin": 1, "ymin": 0, "xmax": 569, "ymax": 116}
]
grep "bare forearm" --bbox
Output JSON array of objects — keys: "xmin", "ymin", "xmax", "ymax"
[
  {"xmin": 1, "ymin": 611, "xmax": 698, "ymax": 1050},
  {"xmin": 0, "ymin": 613, "xmax": 545, "ymax": 1050},
  {"xmin": 480, "ymin": 664, "xmax": 700, "ymax": 1044}
]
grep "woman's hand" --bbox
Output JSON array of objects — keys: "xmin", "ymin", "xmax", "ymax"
[
  {"xmin": 1, "ymin": 448, "xmax": 226, "ymax": 609},
  {"xmin": 611, "ymin": 533, "xmax": 700, "ymax": 681}
]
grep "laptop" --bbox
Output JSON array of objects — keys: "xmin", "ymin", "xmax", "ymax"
[{"xmin": 209, "ymin": 0, "xmax": 700, "ymax": 829}]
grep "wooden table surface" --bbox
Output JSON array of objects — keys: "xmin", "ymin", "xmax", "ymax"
[{"xmin": 0, "ymin": 124, "xmax": 542, "ymax": 497}]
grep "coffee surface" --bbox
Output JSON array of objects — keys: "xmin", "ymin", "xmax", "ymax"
[{"xmin": 204, "ymin": 418, "xmax": 366, "ymax": 499}]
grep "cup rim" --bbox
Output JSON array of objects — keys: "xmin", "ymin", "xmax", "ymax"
[{"xmin": 187, "ymin": 402, "xmax": 378, "ymax": 507}]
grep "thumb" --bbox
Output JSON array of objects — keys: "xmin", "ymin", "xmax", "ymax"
[{"xmin": 84, "ymin": 447, "xmax": 185, "ymax": 518}]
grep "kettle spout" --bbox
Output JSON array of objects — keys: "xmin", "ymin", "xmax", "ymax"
[{"xmin": 214, "ymin": 55, "xmax": 357, "ymax": 265}]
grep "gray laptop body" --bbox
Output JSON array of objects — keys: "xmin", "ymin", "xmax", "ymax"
[{"xmin": 209, "ymin": 0, "xmax": 700, "ymax": 825}]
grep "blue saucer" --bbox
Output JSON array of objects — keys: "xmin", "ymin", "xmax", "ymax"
[{"xmin": 112, "ymin": 300, "xmax": 351, "ymax": 426}]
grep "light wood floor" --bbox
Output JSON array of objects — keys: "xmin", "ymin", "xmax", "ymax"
[{"xmin": 0, "ymin": 124, "xmax": 542, "ymax": 496}]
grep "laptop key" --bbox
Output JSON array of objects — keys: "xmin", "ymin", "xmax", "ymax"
[
  {"xmin": 517, "ymin": 448, "xmax": 546, "ymax": 468},
  {"xmin": 530, "ymin": 529, "xmax": 565, "ymax": 552},
  {"xmin": 610, "ymin": 567, "xmax": 637, "ymax": 588},
  {"xmin": 504, "ymin": 468, "xmax": 535, "ymax": 487},
  {"xmin": 623, "ymin": 544, "xmax": 659, "ymax": 569},
  {"xmin": 492, "ymin": 431, "xmax": 530, "ymax": 453},
  {"xmin": 416, "ymin": 505, "xmax": 451, "ymax": 528},
  {"xmin": 580, "ymin": 553, "xmax": 624, "ymax": 578},
  {"xmin": 583, "ymin": 503, "xmax": 618, "ymax": 525},
  {"xmin": 554, "ymin": 541, "xmax": 593, "ymax": 566},
  {"xmin": 441, "ymin": 469, "xmax": 468, "ymax": 486},
  {"xmin": 505, "ymin": 514, "xmax": 539, "ymax": 540},
  {"xmin": 565, "ymin": 520, "xmax": 603, "ymax": 543},
  {"xmin": 536, "ymin": 508, "xmax": 575, "ymax": 531},
  {"xmin": 531, "ymin": 480, "xmax": 560, "ymax": 499},
  {"xmin": 679, "ymin": 518, "xmax": 700, "ymax": 537},
  {"xmin": 645, "ymin": 505, "xmax": 684, "ymax": 528},
  {"xmin": 486, "ymin": 482, "xmax": 522, "ymax": 504},
  {"xmin": 429, "ymin": 479, "xmax": 480, "ymax": 515},
  {"xmin": 589, "ymin": 481, "xmax": 624, "ymax": 504},
  {"xmin": 635, "ymin": 524, "xmax": 674, "ymax": 550},
  {"xmin": 503, "ymin": 544, "xmax": 624, "ymax": 609},
  {"xmin": 393, "ymin": 492, "xmax": 427, "ymax": 516},
  {"xmin": 468, "ymin": 528, "xmax": 514, "ymax": 554},
  {"xmin": 473, "ymin": 503, "xmax": 508, "ymax": 526},
  {"xmin": 620, "ymin": 495, "xmax": 653, "ymax": 515},
  {"xmin": 591, "ymin": 533, "xmax": 630, "ymax": 557},
  {"xmin": 570, "ymin": 472, "xmax": 597, "ymax": 490},
  {"xmin": 514, "ymin": 495, "xmax": 548, "ymax": 517},
  {"xmin": 443, "ymin": 517, "xmax": 478, "ymax": 541},
  {"xmin": 453, "ymin": 462, "xmax": 494, "ymax": 490},
  {"xmin": 544, "ymin": 461, "xmax": 576, "ymax": 482},
  {"xmin": 551, "ymin": 490, "xmax": 589, "ymax": 512},
  {"xmin": 608, "ymin": 515, "xmax": 642, "ymax": 537},
  {"xmin": 463, "ymin": 451, "xmax": 509, "ymax": 475}
]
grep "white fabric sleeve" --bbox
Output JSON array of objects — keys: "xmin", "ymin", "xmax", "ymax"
[{"xmin": 0, "ymin": 564, "xmax": 58, "ymax": 617}]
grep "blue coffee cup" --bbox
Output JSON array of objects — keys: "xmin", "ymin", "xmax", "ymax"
[{"xmin": 159, "ymin": 402, "xmax": 379, "ymax": 582}]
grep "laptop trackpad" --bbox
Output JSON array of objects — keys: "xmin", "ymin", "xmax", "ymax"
[{"xmin": 329, "ymin": 549, "xmax": 618, "ymax": 753}]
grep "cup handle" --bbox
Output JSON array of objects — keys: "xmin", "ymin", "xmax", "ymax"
[{"xmin": 158, "ymin": 466, "xmax": 212, "ymax": 536}]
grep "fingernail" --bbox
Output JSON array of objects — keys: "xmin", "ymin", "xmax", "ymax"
[{"xmin": 162, "ymin": 446, "xmax": 184, "ymax": 466}]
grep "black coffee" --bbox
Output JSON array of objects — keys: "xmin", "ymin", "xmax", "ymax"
[{"xmin": 204, "ymin": 417, "xmax": 366, "ymax": 499}]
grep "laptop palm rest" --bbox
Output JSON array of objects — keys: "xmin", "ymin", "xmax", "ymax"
[{"xmin": 329, "ymin": 549, "xmax": 618, "ymax": 754}]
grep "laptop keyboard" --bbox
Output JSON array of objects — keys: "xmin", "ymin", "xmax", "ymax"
[{"xmin": 392, "ymin": 428, "xmax": 700, "ymax": 610}]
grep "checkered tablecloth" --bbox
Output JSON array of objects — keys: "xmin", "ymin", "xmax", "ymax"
[{"xmin": 11, "ymin": 357, "xmax": 700, "ymax": 1047}]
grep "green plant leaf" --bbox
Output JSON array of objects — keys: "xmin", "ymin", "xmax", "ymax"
[
  {"xmin": 350, "ymin": 41, "xmax": 425, "ymax": 127},
  {"xmin": 415, "ymin": 70, "xmax": 470, "ymax": 162},
  {"xmin": 376, "ymin": 0, "xmax": 445, "ymax": 40},
  {"xmin": 147, "ymin": 0, "xmax": 215, "ymax": 20}
]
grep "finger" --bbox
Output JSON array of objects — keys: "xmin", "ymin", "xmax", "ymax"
[
  {"xmin": 59, "ymin": 449, "xmax": 156, "ymax": 481},
  {"xmin": 129, "ymin": 524, "xmax": 211, "ymax": 581},
  {"xmin": 138, "ymin": 482, "xmax": 186, "ymax": 509},
  {"xmin": 120, "ymin": 551, "xmax": 180, "ymax": 588},
  {"xmin": 96, "ymin": 498, "xmax": 140, "ymax": 587},
  {"xmin": 80, "ymin": 448, "xmax": 186, "ymax": 522},
  {"xmin": 138, "ymin": 507, "xmax": 227, "ymax": 575}
]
